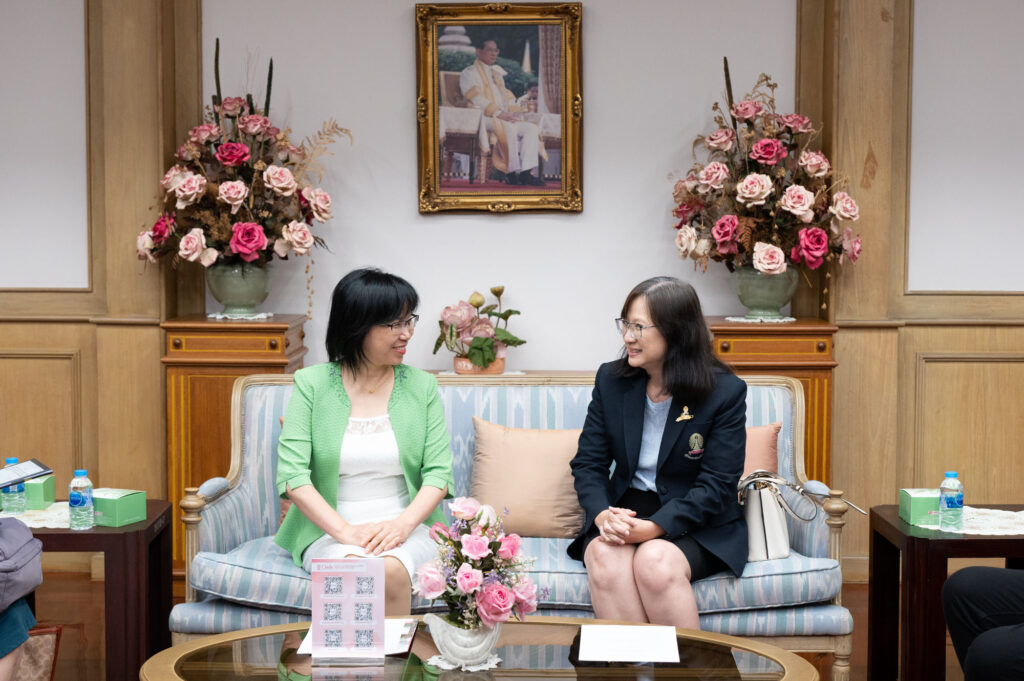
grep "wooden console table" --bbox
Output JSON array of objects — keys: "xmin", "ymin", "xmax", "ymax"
[
  {"xmin": 161, "ymin": 314, "xmax": 308, "ymax": 571},
  {"xmin": 708, "ymin": 317, "xmax": 838, "ymax": 484}
]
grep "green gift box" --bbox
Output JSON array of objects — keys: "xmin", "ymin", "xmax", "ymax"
[
  {"xmin": 25, "ymin": 475, "xmax": 56, "ymax": 510},
  {"xmin": 899, "ymin": 488, "xmax": 940, "ymax": 526},
  {"xmin": 92, "ymin": 488, "xmax": 146, "ymax": 527}
]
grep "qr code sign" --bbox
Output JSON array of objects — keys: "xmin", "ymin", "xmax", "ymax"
[
  {"xmin": 354, "ymin": 602, "xmax": 373, "ymax": 622},
  {"xmin": 323, "ymin": 603, "xmax": 343, "ymax": 621},
  {"xmin": 324, "ymin": 576, "xmax": 343, "ymax": 595},
  {"xmin": 324, "ymin": 629, "xmax": 343, "ymax": 648},
  {"xmin": 354, "ymin": 629, "xmax": 374, "ymax": 648},
  {"xmin": 355, "ymin": 576, "xmax": 375, "ymax": 595}
]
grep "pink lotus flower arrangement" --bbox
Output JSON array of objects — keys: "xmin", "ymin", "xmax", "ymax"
[
  {"xmin": 432, "ymin": 286, "xmax": 526, "ymax": 369},
  {"xmin": 136, "ymin": 43, "xmax": 350, "ymax": 268},
  {"xmin": 414, "ymin": 496, "xmax": 538, "ymax": 629},
  {"xmin": 672, "ymin": 61, "xmax": 863, "ymax": 276}
]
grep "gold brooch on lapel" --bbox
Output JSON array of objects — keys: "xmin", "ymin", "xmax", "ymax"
[{"xmin": 676, "ymin": 406, "xmax": 693, "ymax": 422}]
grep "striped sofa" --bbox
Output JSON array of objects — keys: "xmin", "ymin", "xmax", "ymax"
[{"xmin": 168, "ymin": 372, "xmax": 853, "ymax": 680}]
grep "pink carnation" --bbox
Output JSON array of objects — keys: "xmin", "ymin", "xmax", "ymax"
[
  {"xmin": 228, "ymin": 222, "xmax": 267, "ymax": 262},
  {"xmin": 781, "ymin": 114, "xmax": 814, "ymax": 133},
  {"xmin": 749, "ymin": 138, "xmax": 788, "ymax": 165},
  {"xmin": 475, "ymin": 583, "xmax": 515, "ymax": 628},
  {"xmin": 216, "ymin": 96, "xmax": 248, "ymax": 117},
  {"xmin": 188, "ymin": 123, "xmax": 221, "ymax": 144}
]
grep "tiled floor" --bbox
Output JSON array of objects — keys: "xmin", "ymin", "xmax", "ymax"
[{"xmin": 34, "ymin": 575, "xmax": 964, "ymax": 681}]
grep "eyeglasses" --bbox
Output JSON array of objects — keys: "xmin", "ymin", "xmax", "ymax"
[
  {"xmin": 380, "ymin": 314, "xmax": 419, "ymax": 334},
  {"xmin": 615, "ymin": 318, "xmax": 656, "ymax": 340}
]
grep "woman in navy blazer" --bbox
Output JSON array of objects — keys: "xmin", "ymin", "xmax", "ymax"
[{"xmin": 568, "ymin": 276, "xmax": 747, "ymax": 628}]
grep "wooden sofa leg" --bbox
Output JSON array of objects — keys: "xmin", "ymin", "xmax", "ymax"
[{"xmin": 831, "ymin": 634, "xmax": 852, "ymax": 681}]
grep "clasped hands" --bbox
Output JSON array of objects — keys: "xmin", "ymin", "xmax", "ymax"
[
  {"xmin": 337, "ymin": 518, "xmax": 414, "ymax": 555},
  {"xmin": 595, "ymin": 506, "xmax": 663, "ymax": 545}
]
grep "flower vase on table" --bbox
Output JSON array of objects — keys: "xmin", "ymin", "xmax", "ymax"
[
  {"xmin": 414, "ymin": 497, "xmax": 538, "ymax": 671},
  {"xmin": 731, "ymin": 265, "xmax": 799, "ymax": 320},
  {"xmin": 205, "ymin": 262, "xmax": 271, "ymax": 319}
]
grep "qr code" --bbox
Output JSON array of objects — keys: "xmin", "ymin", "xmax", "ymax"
[
  {"xmin": 323, "ymin": 577, "xmax": 343, "ymax": 595},
  {"xmin": 324, "ymin": 629, "xmax": 343, "ymax": 648},
  {"xmin": 355, "ymin": 576, "xmax": 375, "ymax": 595},
  {"xmin": 354, "ymin": 602, "xmax": 373, "ymax": 622},
  {"xmin": 323, "ymin": 603, "xmax": 343, "ymax": 621},
  {"xmin": 354, "ymin": 629, "xmax": 374, "ymax": 648}
]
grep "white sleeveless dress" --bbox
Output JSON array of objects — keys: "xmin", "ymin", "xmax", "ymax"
[{"xmin": 301, "ymin": 414, "xmax": 437, "ymax": 580}]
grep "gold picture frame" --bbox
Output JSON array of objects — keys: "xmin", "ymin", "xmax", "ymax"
[{"xmin": 415, "ymin": 3, "xmax": 582, "ymax": 213}]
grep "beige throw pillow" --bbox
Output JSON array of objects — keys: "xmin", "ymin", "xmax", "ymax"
[
  {"xmin": 743, "ymin": 422, "xmax": 782, "ymax": 478},
  {"xmin": 470, "ymin": 417, "xmax": 584, "ymax": 538}
]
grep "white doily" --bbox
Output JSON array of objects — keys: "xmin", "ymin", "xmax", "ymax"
[
  {"xmin": 425, "ymin": 654, "xmax": 501, "ymax": 671},
  {"xmin": 915, "ymin": 506, "xmax": 1024, "ymax": 535},
  {"xmin": 206, "ymin": 311, "xmax": 274, "ymax": 321},
  {"xmin": 0, "ymin": 502, "xmax": 70, "ymax": 528},
  {"xmin": 724, "ymin": 316, "xmax": 797, "ymax": 323}
]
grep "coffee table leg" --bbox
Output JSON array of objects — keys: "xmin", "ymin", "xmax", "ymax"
[
  {"xmin": 899, "ymin": 538, "xmax": 948, "ymax": 681},
  {"xmin": 148, "ymin": 516, "xmax": 173, "ymax": 654},
  {"xmin": 868, "ymin": 524, "xmax": 899, "ymax": 680}
]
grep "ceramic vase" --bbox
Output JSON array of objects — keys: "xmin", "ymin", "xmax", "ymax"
[
  {"xmin": 452, "ymin": 357, "xmax": 505, "ymax": 375},
  {"xmin": 423, "ymin": 612, "xmax": 503, "ymax": 669},
  {"xmin": 205, "ymin": 262, "xmax": 271, "ymax": 318},
  {"xmin": 731, "ymin": 265, "xmax": 798, "ymax": 320}
]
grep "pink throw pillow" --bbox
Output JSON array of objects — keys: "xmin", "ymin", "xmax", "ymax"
[{"xmin": 743, "ymin": 422, "xmax": 782, "ymax": 478}]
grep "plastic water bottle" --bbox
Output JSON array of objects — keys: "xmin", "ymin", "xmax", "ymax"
[
  {"xmin": 68, "ymin": 469, "xmax": 94, "ymax": 530},
  {"xmin": 939, "ymin": 471, "xmax": 964, "ymax": 532},
  {"xmin": 2, "ymin": 457, "xmax": 26, "ymax": 515}
]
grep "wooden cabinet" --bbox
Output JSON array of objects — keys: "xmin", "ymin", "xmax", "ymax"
[
  {"xmin": 161, "ymin": 314, "xmax": 308, "ymax": 570},
  {"xmin": 708, "ymin": 317, "xmax": 838, "ymax": 485}
]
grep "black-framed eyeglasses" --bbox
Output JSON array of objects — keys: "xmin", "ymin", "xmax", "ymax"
[
  {"xmin": 380, "ymin": 314, "xmax": 419, "ymax": 334},
  {"xmin": 615, "ymin": 318, "xmax": 656, "ymax": 339}
]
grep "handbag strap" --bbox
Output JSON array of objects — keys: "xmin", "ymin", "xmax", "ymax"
[{"xmin": 737, "ymin": 470, "xmax": 818, "ymax": 522}]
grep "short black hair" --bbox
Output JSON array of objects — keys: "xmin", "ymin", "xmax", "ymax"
[
  {"xmin": 611, "ymin": 276, "xmax": 730, "ymax": 402},
  {"xmin": 325, "ymin": 268, "xmax": 419, "ymax": 372}
]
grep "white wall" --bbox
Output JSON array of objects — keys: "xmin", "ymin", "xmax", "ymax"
[
  {"xmin": 203, "ymin": 0, "xmax": 796, "ymax": 369},
  {"xmin": 0, "ymin": 2, "xmax": 89, "ymax": 288},
  {"xmin": 908, "ymin": 1, "xmax": 1024, "ymax": 292}
]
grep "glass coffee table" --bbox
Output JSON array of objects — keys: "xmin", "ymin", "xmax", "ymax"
[{"xmin": 141, "ymin": 617, "xmax": 817, "ymax": 680}]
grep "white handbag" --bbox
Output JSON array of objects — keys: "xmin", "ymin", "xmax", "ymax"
[{"xmin": 738, "ymin": 470, "xmax": 817, "ymax": 562}]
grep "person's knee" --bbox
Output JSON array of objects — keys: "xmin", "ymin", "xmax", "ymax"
[
  {"xmin": 633, "ymin": 542, "xmax": 688, "ymax": 590},
  {"xmin": 943, "ymin": 566, "xmax": 986, "ymax": 614},
  {"xmin": 963, "ymin": 628, "xmax": 1024, "ymax": 681},
  {"xmin": 585, "ymin": 542, "xmax": 632, "ymax": 589}
]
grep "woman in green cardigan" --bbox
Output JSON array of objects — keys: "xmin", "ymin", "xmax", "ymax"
[{"xmin": 275, "ymin": 268, "xmax": 454, "ymax": 615}]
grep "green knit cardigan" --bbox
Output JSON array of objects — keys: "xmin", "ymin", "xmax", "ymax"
[{"xmin": 274, "ymin": 362, "xmax": 455, "ymax": 566}]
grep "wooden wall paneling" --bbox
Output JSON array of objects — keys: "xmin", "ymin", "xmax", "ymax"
[{"xmin": 831, "ymin": 326, "xmax": 900, "ymax": 582}]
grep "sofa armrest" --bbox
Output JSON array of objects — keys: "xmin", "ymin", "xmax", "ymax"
[
  {"xmin": 823, "ymin": 489, "xmax": 849, "ymax": 606},
  {"xmin": 180, "ymin": 487, "xmax": 206, "ymax": 604}
]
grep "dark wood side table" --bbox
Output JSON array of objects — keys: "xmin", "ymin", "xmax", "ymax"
[
  {"xmin": 161, "ymin": 314, "xmax": 308, "ymax": 573},
  {"xmin": 868, "ymin": 504, "xmax": 1024, "ymax": 681},
  {"xmin": 32, "ymin": 499, "xmax": 172, "ymax": 681},
  {"xmin": 708, "ymin": 317, "xmax": 837, "ymax": 484}
]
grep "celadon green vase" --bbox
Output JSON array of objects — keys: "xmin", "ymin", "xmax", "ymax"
[
  {"xmin": 205, "ymin": 262, "xmax": 271, "ymax": 318},
  {"xmin": 731, "ymin": 265, "xmax": 799, "ymax": 320}
]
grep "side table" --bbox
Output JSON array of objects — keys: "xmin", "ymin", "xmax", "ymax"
[
  {"xmin": 708, "ymin": 316, "xmax": 837, "ymax": 484},
  {"xmin": 161, "ymin": 314, "xmax": 308, "ymax": 572},
  {"xmin": 868, "ymin": 504, "xmax": 1024, "ymax": 681},
  {"xmin": 32, "ymin": 499, "xmax": 172, "ymax": 681}
]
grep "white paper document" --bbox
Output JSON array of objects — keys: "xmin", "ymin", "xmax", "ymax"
[
  {"xmin": 577, "ymin": 625, "xmax": 681, "ymax": 663},
  {"xmin": 298, "ymin": 619, "xmax": 417, "ymax": 657}
]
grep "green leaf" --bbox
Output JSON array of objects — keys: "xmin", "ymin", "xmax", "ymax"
[
  {"xmin": 466, "ymin": 337, "xmax": 496, "ymax": 367},
  {"xmin": 495, "ymin": 308, "xmax": 521, "ymax": 321},
  {"xmin": 495, "ymin": 328, "xmax": 526, "ymax": 347},
  {"xmin": 444, "ymin": 323, "xmax": 458, "ymax": 351},
  {"xmin": 479, "ymin": 304, "xmax": 498, "ymax": 316},
  {"xmin": 432, "ymin": 334, "xmax": 444, "ymax": 354}
]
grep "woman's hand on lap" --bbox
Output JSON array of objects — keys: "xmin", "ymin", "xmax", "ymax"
[
  {"xmin": 625, "ymin": 519, "xmax": 665, "ymax": 544},
  {"xmin": 597, "ymin": 507, "xmax": 638, "ymax": 545},
  {"xmin": 338, "ymin": 522, "xmax": 383, "ymax": 547},
  {"xmin": 363, "ymin": 518, "xmax": 415, "ymax": 555}
]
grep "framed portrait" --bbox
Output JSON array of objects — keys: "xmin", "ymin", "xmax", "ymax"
[{"xmin": 415, "ymin": 3, "xmax": 582, "ymax": 213}]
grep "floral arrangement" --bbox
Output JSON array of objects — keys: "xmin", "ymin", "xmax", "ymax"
[
  {"xmin": 136, "ymin": 42, "xmax": 350, "ymax": 268},
  {"xmin": 671, "ymin": 60, "xmax": 863, "ymax": 276},
  {"xmin": 433, "ymin": 286, "xmax": 526, "ymax": 368},
  {"xmin": 414, "ymin": 497, "xmax": 538, "ymax": 629}
]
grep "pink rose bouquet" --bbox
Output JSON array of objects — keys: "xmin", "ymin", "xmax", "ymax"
[
  {"xmin": 433, "ymin": 286, "xmax": 526, "ymax": 369},
  {"xmin": 670, "ymin": 60, "xmax": 864, "ymax": 276},
  {"xmin": 135, "ymin": 42, "xmax": 351, "ymax": 269},
  {"xmin": 414, "ymin": 496, "xmax": 539, "ymax": 629}
]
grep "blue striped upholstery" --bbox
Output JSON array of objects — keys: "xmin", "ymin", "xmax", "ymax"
[{"xmin": 170, "ymin": 374, "xmax": 848, "ymax": 645}]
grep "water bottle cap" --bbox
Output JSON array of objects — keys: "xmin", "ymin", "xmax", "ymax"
[
  {"xmin": 4, "ymin": 457, "xmax": 17, "ymax": 465},
  {"xmin": 74, "ymin": 469, "xmax": 88, "ymax": 477},
  {"xmin": 945, "ymin": 471, "xmax": 958, "ymax": 478}
]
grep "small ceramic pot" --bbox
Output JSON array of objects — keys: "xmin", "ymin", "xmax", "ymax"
[
  {"xmin": 453, "ymin": 357, "xmax": 505, "ymax": 375},
  {"xmin": 423, "ymin": 612, "xmax": 503, "ymax": 668}
]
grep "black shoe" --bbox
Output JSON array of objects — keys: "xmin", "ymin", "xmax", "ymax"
[
  {"xmin": 505, "ymin": 172, "xmax": 520, "ymax": 185},
  {"xmin": 518, "ymin": 170, "xmax": 545, "ymax": 186}
]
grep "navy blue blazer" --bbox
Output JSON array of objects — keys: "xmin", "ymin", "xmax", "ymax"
[{"xmin": 568, "ymin": 361, "xmax": 748, "ymax": 576}]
